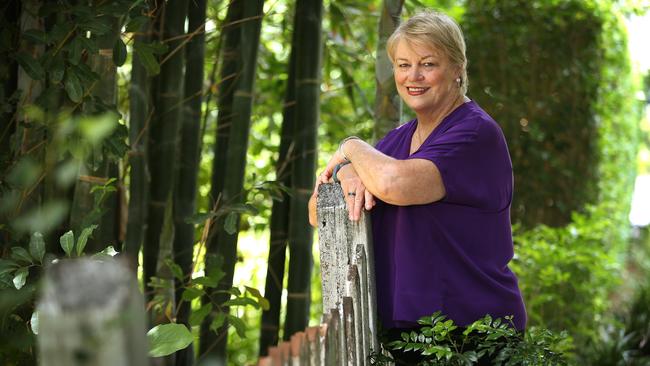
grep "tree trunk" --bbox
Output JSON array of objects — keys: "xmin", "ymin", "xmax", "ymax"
[
  {"xmin": 144, "ymin": 0, "xmax": 188, "ymax": 301},
  {"xmin": 200, "ymin": 0, "xmax": 264, "ymax": 364},
  {"xmin": 173, "ymin": 0, "xmax": 207, "ymax": 365},
  {"xmin": 283, "ymin": 0, "xmax": 323, "ymax": 339},
  {"xmin": 12, "ymin": 0, "xmax": 45, "ymax": 228},
  {"xmin": 69, "ymin": 1, "xmax": 121, "ymax": 252},
  {"xmin": 373, "ymin": 0, "xmax": 404, "ymax": 141},
  {"xmin": 258, "ymin": 14, "xmax": 298, "ymax": 354},
  {"xmin": 200, "ymin": 0, "xmax": 243, "ymax": 357},
  {"xmin": 1, "ymin": 0, "xmax": 20, "ymax": 178},
  {"xmin": 123, "ymin": 10, "xmax": 152, "ymax": 269}
]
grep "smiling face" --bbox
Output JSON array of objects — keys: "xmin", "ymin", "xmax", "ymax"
[{"xmin": 393, "ymin": 39, "xmax": 460, "ymax": 117}]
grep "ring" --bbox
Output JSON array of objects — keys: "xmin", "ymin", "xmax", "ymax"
[{"xmin": 348, "ymin": 192, "xmax": 356, "ymax": 196}]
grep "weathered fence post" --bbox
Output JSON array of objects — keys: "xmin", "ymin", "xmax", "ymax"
[
  {"xmin": 37, "ymin": 258, "xmax": 148, "ymax": 366},
  {"xmin": 317, "ymin": 183, "xmax": 380, "ymax": 365},
  {"xmin": 259, "ymin": 183, "xmax": 383, "ymax": 365}
]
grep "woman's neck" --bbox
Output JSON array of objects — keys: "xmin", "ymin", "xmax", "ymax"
[{"xmin": 415, "ymin": 94, "xmax": 466, "ymax": 136}]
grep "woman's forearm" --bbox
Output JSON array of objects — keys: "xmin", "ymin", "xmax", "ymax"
[
  {"xmin": 341, "ymin": 139, "xmax": 445, "ymax": 205},
  {"xmin": 340, "ymin": 139, "xmax": 395, "ymax": 199}
]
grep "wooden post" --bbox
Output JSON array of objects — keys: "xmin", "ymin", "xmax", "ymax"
[
  {"xmin": 342, "ymin": 297, "xmax": 357, "ymax": 366},
  {"xmin": 317, "ymin": 183, "xmax": 380, "ymax": 365},
  {"xmin": 346, "ymin": 265, "xmax": 364, "ymax": 365},
  {"xmin": 37, "ymin": 258, "xmax": 148, "ymax": 366}
]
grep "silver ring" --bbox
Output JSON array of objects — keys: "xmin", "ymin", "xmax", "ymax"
[{"xmin": 348, "ymin": 192, "xmax": 356, "ymax": 196}]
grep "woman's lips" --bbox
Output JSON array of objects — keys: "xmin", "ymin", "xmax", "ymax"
[{"xmin": 406, "ymin": 87, "xmax": 429, "ymax": 96}]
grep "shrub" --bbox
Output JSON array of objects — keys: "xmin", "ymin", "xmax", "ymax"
[{"xmin": 374, "ymin": 312, "xmax": 570, "ymax": 366}]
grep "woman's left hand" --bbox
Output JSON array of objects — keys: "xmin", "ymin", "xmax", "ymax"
[{"xmin": 336, "ymin": 164, "xmax": 376, "ymax": 221}]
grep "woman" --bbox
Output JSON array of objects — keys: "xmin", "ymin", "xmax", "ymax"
[{"xmin": 308, "ymin": 10, "xmax": 526, "ymax": 364}]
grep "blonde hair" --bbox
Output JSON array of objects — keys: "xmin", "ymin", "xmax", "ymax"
[{"xmin": 387, "ymin": 10, "xmax": 468, "ymax": 96}]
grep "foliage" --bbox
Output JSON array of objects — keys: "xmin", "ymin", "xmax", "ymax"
[
  {"xmin": 584, "ymin": 226, "xmax": 650, "ymax": 365},
  {"xmin": 147, "ymin": 253, "xmax": 269, "ymax": 356},
  {"xmin": 585, "ymin": 283, "xmax": 650, "ymax": 365},
  {"xmin": 463, "ymin": 0, "xmax": 643, "ymax": 358},
  {"xmin": 377, "ymin": 312, "xmax": 569, "ymax": 366},
  {"xmin": 510, "ymin": 207, "xmax": 622, "ymax": 348},
  {"xmin": 464, "ymin": 0, "xmax": 641, "ymax": 228},
  {"xmin": 0, "ymin": 228, "xmax": 117, "ymax": 363}
]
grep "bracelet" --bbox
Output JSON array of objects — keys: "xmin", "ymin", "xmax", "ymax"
[
  {"xmin": 338, "ymin": 136, "xmax": 361, "ymax": 162},
  {"xmin": 332, "ymin": 161, "xmax": 351, "ymax": 184}
]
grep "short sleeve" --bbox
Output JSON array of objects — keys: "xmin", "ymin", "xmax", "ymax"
[{"xmin": 408, "ymin": 119, "xmax": 513, "ymax": 211}]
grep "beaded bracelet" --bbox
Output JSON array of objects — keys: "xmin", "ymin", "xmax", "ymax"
[
  {"xmin": 332, "ymin": 161, "xmax": 352, "ymax": 184},
  {"xmin": 338, "ymin": 136, "xmax": 361, "ymax": 162}
]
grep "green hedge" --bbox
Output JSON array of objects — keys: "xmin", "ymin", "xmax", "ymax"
[
  {"xmin": 463, "ymin": 0, "xmax": 641, "ymax": 354},
  {"xmin": 464, "ymin": 0, "xmax": 638, "ymax": 228}
]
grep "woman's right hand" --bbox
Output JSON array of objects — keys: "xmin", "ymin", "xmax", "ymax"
[
  {"xmin": 336, "ymin": 164, "xmax": 376, "ymax": 221},
  {"xmin": 308, "ymin": 170, "xmax": 331, "ymax": 227}
]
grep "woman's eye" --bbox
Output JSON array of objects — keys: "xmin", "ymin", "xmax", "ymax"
[
  {"xmin": 423, "ymin": 62, "xmax": 437, "ymax": 68},
  {"xmin": 397, "ymin": 63, "xmax": 410, "ymax": 68}
]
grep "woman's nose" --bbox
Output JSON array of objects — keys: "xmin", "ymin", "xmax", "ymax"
[{"xmin": 407, "ymin": 66, "xmax": 423, "ymax": 81}]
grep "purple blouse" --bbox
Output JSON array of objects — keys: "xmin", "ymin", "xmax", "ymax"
[{"xmin": 371, "ymin": 100, "xmax": 527, "ymax": 330}]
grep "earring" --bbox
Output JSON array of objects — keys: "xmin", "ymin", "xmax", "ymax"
[{"xmin": 455, "ymin": 77, "xmax": 461, "ymax": 84}]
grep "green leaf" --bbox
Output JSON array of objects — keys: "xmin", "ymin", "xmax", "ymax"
[
  {"xmin": 76, "ymin": 225, "xmax": 98, "ymax": 256},
  {"xmin": 186, "ymin": 211, "xmax": 217, "ymax": 225},
  {"xmin": 134, "ymin": 43, "xmax": 160, "ymax": 75},
  {"xmin": 59, "ymin": 230, "xmax": 74, "ymax": 257},
  {"xmin": 67, "ymin": 38, "xmax": 83, "ymax": 65},
  {"xmin": 225, "ymin": 287, "xmax": 241, "ymax": 297},
  {"xmin": 23, "ymin": 29, "xmax": 49, "ymax": 44},
  {"xmin": 193, "ymin": 276, "xmax": 219, "ymax": 288},
  {"xmin": 126, "ymin": 16, "xmax": 148, "ymax": 33},
  {"xmin": 30, "ymin": 311, "xmax": 39, "ymax": 335},
  {"xmin": 113, "ymin": 38, "xmax": 127, "ymax": 66},
  {"xmin": 224, "ymin": 203, "xmax": 259, "ymax": 215},
  {"xmin": 0, "ymin": 259, "xmax": 19, "ymax": 277},
  {"xmin": 50, "ymin": 56, "xmax": 65, "ymax": 84},
  {"xmin": 181, "ymin": 287, "xmax": 204, "ymax": 302},
  {"xmin": 29, "ymin": 232, "xmax": 45, "ymax": 263},
  {"xmin": 245, "ymin": 286, "xmax": 270, "ymax": 310},
  {"xmin": 147, "ymin": 323, "xmax": 193, "ymax": 357},
  {"xmin": 91, "ymin": 245, "xmax": 119, "ymax": 259},
  {"xmin": 13, "ymin": 267, "xmax": 28, "ymax": 290},
  {"xmin": 189, "ymin": 303, "xmax": 212, "ymax": 327},
  {"xmin": 78, "ymin": 35, "xmax": 99, "ymax": 55},
  {"xmin": 222, "ymin": 297, "xmax": 260, "ymax": 309},
  {"xmin": 15, "ymin": 52, "xmax": 45, "ymax": 80},
  {"xmin": 11, "ymin": 247, "xmax": 33, "ymax": 264},
  {"xmin": 224, "ymin": 212, "xmax": 238, "ymax": 235},
  {"xmin": 64, "ymin": 71, "xmax": 83, "ymax": 103},
  {"xmin": 145, "ymin": 41, "xmax": 169, "ymax": 55},
  {"xmin": 227, "ymin": 314, "xmax": 246, "ymax": 338},
  {"xmin": 165, "ymin": 259, "xmax": 184, "ymax": 281},
  {"xmin": 210, "ymin": 312, "xmax": 226, "ymax": 332}
]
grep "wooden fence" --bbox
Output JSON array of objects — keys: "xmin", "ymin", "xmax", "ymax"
[
  {"xmin": 259, "ymin": 183, "xmax": 384, "ymax": 365},
  {"xmin": 35, "ymin": 183, "xmax": 384, "ymax": 366}
]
